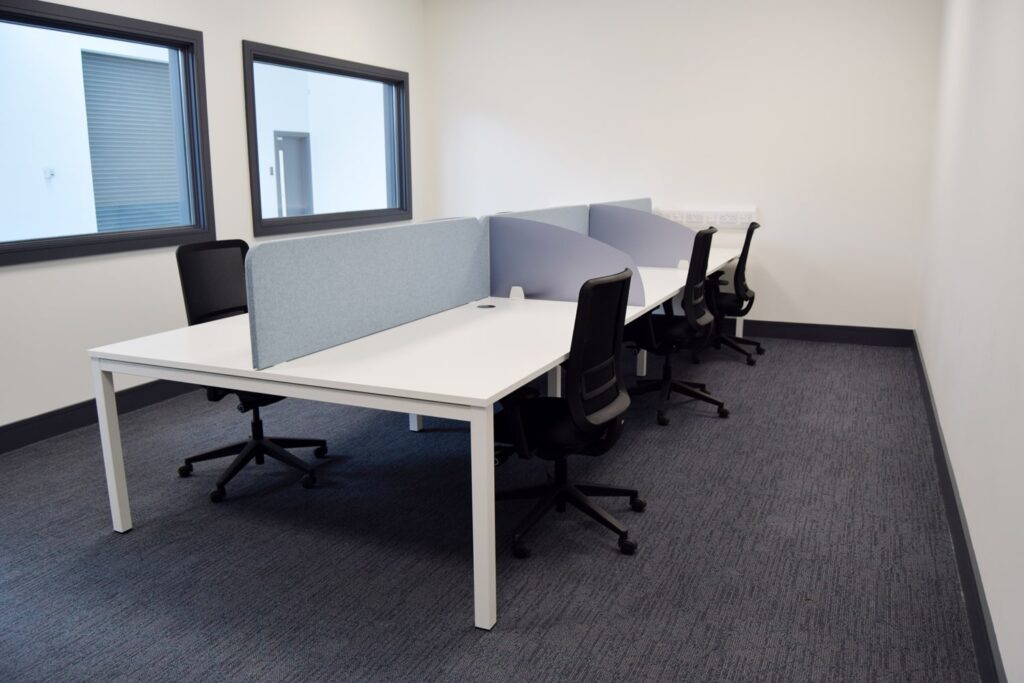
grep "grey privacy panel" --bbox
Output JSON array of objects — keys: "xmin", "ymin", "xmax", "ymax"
[
  {"xmin": 246, "ymin": 218, "xmax": 489, "ymax": 369},
  {"xmin": 588, "ymin": 204, "xmax": 696, "ymax": 267},
  {"xmin": 496, "ymin": 205, "xmax": 590, "ymax": 235},
  {"xmin": 593, "ymin": 197, "xmax": 652, "ymax": 213},
  {"xmin": 490, "ymin": 216, "xmax": 645, "ymax": 306}
]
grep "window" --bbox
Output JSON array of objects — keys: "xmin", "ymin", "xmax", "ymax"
[
  {"xmin": 243, "ymin": 42, "xmax": 411, "ymax": 237},
  {"xmin": 0, "ymin": 1, "xmax": 214, "ymax": 265}
]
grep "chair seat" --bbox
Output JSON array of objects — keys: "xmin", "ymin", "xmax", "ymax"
[
  {"xmin": 205, "ymin": 387, "xmax": 285, "ymax": 412},
  {"xmin": 497, "ymin": 397, "xmax": 594, "ymax": 457},
  {"xmin": 650, "ymin": 314, "xmax": 708, "ymax": 348}
]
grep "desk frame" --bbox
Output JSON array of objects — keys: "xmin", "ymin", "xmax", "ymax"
[
  {"xmin": 91, "ymin": 354, "xmax": 568, "ymax": 630},
  {"xmin": 90, "ymin": 252, "xmax": 739, "ymax": 632}
]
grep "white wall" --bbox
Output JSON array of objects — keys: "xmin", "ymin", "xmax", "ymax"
[
  {"xmin": 424, "ymin": 0, "xmax": 943, "ymax": 329},
  {"xmin": 0, "ymin": 0, "xmax": 428, "ymax": 426},
  {"xmin": 919, "ymin": 0, "xmax": 1024, "ymax": 678}
]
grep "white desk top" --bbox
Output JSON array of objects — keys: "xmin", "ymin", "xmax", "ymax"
[{"xmin": 90, "ymin": 250, "xmax": 739, "ymax": 408}]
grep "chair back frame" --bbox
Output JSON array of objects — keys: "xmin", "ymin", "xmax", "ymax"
[{"xmin": 564, "ymin": 269, "xmax": 633, "ymax": 434}]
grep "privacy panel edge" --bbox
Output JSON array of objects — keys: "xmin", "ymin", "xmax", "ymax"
[
  {"xmin": 593, "ymin": 197, "xmax": 652, "ymax": 213},
  {"xmin": 495, "ymin": 205, "xmax": 590, "ymax": 235}
]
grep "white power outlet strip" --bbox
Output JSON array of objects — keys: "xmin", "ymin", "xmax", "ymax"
[{"xmin": 656, "ymin": 205, "xmax": 757, "ymax": 230}]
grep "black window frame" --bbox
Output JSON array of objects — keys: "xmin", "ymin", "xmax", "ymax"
[
  {"xmin": 242, "ymin": 41, "xmax": 412, "ymax": 237},
  {"xmin": 0, "ymin": 0, "xmax": 215, "ymax": 267}
]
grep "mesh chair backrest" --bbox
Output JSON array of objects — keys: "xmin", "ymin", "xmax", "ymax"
[
  {"xmin": 733, "ymin": 222, "xmax": 760, "ymax": 301},
  {"xmin": 565, "ymin": 269, "xmax": 632, "ymax": 431},
  {"xmin": 679, "ymin": 227, "xmax": 717, "ymax": 331},
  {"xmin": 176, "ymin": 240, "xmax": 250, "ymax": 326}
]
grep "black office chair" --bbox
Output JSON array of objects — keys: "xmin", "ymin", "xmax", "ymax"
[
  {"xmin": 495, "ymin": 269, "xmax": 645, "ymax": 558},
  {"xmin": 175, "ymin": 240, "xmax": 327, "ymax": 502},
  {"xmin": 626, "ymin": 227, "xmax": 729, "ymax": 425},
  {"xmin": 707, "ymin": 222, "xmax": 765, "ymax": 365}
]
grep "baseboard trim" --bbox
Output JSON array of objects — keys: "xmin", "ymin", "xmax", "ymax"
[
  {"xmin": 739, "ymin": 320, "xmax": 915, "ymax": 347},
  {"xmin": 0, "ymin": 380, "xmax": 196, "ymax": 456},
  {"xmin": 911, "ymin": 332, "xmax": 1004, "ymax": 682}
]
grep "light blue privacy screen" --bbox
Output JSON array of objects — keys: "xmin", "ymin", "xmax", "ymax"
[
  {"xmin": 490, "ymin": 216, "xmax": 645, "ymax": 306},
  {"xmin": 595, "ymin": 197, "xmax": 652, "ymax": 213},
  {"xmin": 588, "ymin": 203, "xmax": 696, "ymax": 268},
  {"xmin": 495, "ymin": 205, "xmax": 590, "ymax": 235},
  {"xmin": 246, "ymin": 218, "xmax": 489, "ymax": 369}
]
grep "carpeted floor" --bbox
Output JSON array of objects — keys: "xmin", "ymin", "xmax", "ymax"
[{"xmin": 0, "ymin": 339, "xmax": 980, "ymax": 681}]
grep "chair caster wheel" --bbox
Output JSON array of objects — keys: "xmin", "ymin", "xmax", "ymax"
[
  {"xmin": 630, "ymin": 497, "xmax": 647, "ymax": 512},
  {"xmin": 618, "ymin": 537, "xmax": 637, "ymax": 555},
  {"xmin": 177, "ymin": 464, "xmax": 193, "ymax": 478},
  {"xmin": 718, "ymin": 407, "xmax": 730, "ymax": 418},
  {"xmin": 209, "ymin": 486, "xmax": 226, "ymax": 503},
  {"xmin": 313, "ymin": 445, "xmax": 327, "ymax": 458},
  {"xmin": 656, "ymin": 412, "xmax": 669, "ymax": 426},
  {"xmin": 301, "ymin": 474, "xmax": 316, "ymax": 489},
  {"xmin": 756, "ymin": 347, "xmax": 765, "ymax": 355},
  {"xmin": 746, "ymin": 357, "xmax": 756, "ymax": 366},
  {"xmin": 512, "ymin": 543, "xmax": 531, "ymax": 559}
]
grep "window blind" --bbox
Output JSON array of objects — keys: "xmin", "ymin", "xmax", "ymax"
[{"xmin": 81, "ymin": 51, "xmax": 190, "ymax": 232}]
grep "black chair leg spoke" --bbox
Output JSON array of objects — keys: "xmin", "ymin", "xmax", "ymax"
[
  {"xmin": 576, "ymin": 483, "xmax": 639, "ymax": 499},
  {"xmin": 263, "ymin": 440, "xmax": 315, "ymax": 475},
  {"xmin": 510, "ymin": 486, "xmax": 565, "ymax": 553},
  {"xmin": 666, "ymin": 380, "xmax": 731, "ymax": 418},
  {"xmin": 212, "ymin": 442, "xmax": 261, "ymax": 498},
  {"xmin": 733, "ymin": 336, "xmax": 764, "ymax": 354},
  {"xmin": 183, "ymin": 441, "xmax": 248, "ymax": 466},
  {"xmin": 269, "ymin": 437, "xmax": 327, "ymax": 450},
  {"xmin": 721, "ymin": 336, "xmax": 755, "ymax": 364},
  {"xmin": 565, "ymin": 486, "xmax": 628, "ymax": 538}
]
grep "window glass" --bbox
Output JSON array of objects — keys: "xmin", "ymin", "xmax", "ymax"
[
  {"xmin": 0, "ymin": 21, "xmax": 195, "ymax": 243},
  {"xmin": 253, "ymin": 62, "xmax": 398, "ymax": 219}
]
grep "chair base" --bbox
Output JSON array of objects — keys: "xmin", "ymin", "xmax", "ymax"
[
  {"xmin": 634, "ymin": 354, "xmax": 729, "ymax": 424},
  {"xmin": 712, "ymin": 334, "xmax": 765, "ymax": 365},
  {"xmin": 177, "ymin": 406, "xmax": 326, "ymax": 502},
  {"xmin": 497, "ymin": 459, "xmax": 644, "ymax": 557}
]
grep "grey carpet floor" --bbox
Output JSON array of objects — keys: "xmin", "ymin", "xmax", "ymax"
[{"xmin": 0, "ymin": 339, "xmax": 979, "ymax": 682}]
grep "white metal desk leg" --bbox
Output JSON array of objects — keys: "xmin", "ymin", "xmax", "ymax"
[
  {"xmin": 546, "ymin": 367, "xmax": 562, "ymax": 397},
  {"xmin": 469, "ymin": 405, "xmax": 497, "ymax": 630},
  {"xmin": 91, "ymin": 360, "xmax": 132, "ymax": 533},
  {"xmin": 636, "ymin": 350, "xmax": 648, "ymax": 377},
  {"xmin": 408, "ymin": 414, "xmax": 424, "ymax": 431}
]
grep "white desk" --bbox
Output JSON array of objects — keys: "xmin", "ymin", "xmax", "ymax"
[{"xmin": 88, "ymin": 251, "xmax": 738, "ymax": 630}]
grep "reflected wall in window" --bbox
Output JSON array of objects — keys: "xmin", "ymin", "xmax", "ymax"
[{"xmin": 243, "ymin": 42, "xmax": 411, "ymax": 236}]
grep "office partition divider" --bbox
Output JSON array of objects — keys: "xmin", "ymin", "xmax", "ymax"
[
  {"xmin": 492, "ymin": 205, "xmax": 590, "ymax": 235},
  {"xmin": 246, "ymin": 218, "xmax": 489, "ymax": 369},
  {"xmin": 595, "ymin": 197, "xmax": 653, "ymax": 213},
  {"xmin": 489, "ymin": 215, "xmax": 645, "ymax": 306},
  {"xmin": 588, "ymin": 203, "xmax": 697, "ymax": 268},
  {"xmin": 244, "ymin": 198, "xmax": 679, "ymax": 369}
]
